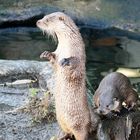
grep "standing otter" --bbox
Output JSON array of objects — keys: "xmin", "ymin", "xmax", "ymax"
[
  {"xmin": 37, "ymin": 12, "xmax": 93, "ymax": 140},
  {"xmin": 93, "ymin": 72, "xmax": 138, "ymax": 116}
]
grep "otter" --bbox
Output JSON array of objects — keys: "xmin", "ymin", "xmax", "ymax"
[
  {"xmin": 93, "ymin": 72, "xmax": 138, "ymax": 116},
  {"xmin": 37, "ymin": 12, "xmax": 93, "ymax": 140}
]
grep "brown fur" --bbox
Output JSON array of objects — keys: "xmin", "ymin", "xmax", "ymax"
[
  {"xmin": 37, "ymin": 12, "xmax": 93, "ymax": 140},
  {"xmin": 93, "ymin": 72, "xmax": 138, "ymax": 115}
]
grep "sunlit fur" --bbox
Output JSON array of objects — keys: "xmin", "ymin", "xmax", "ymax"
[
  {"xmin": 37, "ymin": 12, "xmax": 93, "ymax": 140},
  {"xmin": 37, "ymin": 12, "xmax": 85, "ymax": 61}
]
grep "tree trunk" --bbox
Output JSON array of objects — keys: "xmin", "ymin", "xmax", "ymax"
[{"xmin": 96, "ymin": 111, "xmax": 140, "ymax": 140}]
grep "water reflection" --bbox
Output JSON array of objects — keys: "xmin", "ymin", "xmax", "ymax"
[
  {"xmin": 80, "ymin": 27, "xmax": 140, "ymax": 93},
  {"xmin": 0, "ymin": 27, "xmax": 140, "ymax": 93},
  {"xmin": 0, "ymin": 28, "xmax": 56, "ymax": 60}
]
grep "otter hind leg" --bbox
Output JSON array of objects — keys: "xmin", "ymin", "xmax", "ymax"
[
  {"xmin": 40, "ymin": 51, "xmax": 56, "ymax": 63},
  {"xmin": 73, "ymin": 130, "xmax": 88, "ymax": 140},
  {"xmin": 59, "ymin": 133, "xmax": 75, "ymax": 140}
]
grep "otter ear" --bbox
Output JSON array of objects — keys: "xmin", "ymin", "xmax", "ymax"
[{"xmin": 59, "ymin": 16, "xmax": 64, "ymax": 21}]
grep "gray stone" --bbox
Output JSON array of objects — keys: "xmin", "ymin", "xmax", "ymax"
[
  {"xmin": 0, "ymin": 135, "xmax": 4, "ymax": 140},
  {"xmin": 0, "ymin": 0, "xmax": 140, "ymax": 32}
]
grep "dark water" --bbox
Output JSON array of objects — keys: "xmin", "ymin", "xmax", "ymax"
[{"xmin": 0, "ymin": 27, "xmax": 140, "ymax": 93}]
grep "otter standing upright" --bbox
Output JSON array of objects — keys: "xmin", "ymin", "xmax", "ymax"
[{"xmin": 37, "ymin": 12, "xmax": 92, "ymax": 140}]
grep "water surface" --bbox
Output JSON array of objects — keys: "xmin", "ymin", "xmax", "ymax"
[{"xmin": 0, "ymin": 27, "xmax": 140, "ymax": 92}]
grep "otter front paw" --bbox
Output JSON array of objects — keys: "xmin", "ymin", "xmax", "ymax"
[
  {"xmin": 59, "ymin": 58, "xmax": 70, "ymax": 67},
  {"xmin": 40, "ymin": 51, "xmax": 55, "ymax": 61}
]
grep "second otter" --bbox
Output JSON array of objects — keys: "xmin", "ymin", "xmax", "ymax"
[
  {"xmin": 93, "ymin": 72, "xmax": 138, "ymax": 115},
  {"xmin": 37, "ymin": 12, "xmax": 93, "ymax": 140}
]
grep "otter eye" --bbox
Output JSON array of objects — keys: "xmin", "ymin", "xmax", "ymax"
[
  {"xmin": 59, "ymin": 16, "xmax": 64, "ymax": 21},
  {"xmin": 106, "ymin": 105, "xmax": 109, "ymax": 108}
]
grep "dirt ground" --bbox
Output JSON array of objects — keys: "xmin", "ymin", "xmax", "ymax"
[{"xmin": 0, "ymin": 85, "xmax": 59, "ymax": 140}]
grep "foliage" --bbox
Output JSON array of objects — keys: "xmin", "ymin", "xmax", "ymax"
[{"xmin": 24, "ymin": 90, "xmax": 56, "ymax": 123}]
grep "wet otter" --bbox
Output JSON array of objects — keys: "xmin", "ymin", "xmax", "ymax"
[
  {"xmin": 37, "ymin": 12, "xmax": 93, "ymax": 140},
  {"xmin": 93, "ymin": 72, "xmax": 138, "ymax": 116}
]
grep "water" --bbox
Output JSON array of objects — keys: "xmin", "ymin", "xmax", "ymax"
[
  {"xmin": 0, "ymin": 28, "xmax": 56, "ymax": 60},
  {"xmin": 0, "ymin": 27, "xmax": 140, "ymax": 93}
]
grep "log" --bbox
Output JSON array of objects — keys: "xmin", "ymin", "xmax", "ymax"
[
  {"xmin": 0, "ymin": 60, "xmax": 54, "ymax": 92},
  {"xmin": 97, "ymin": 111, "xmax": 140, "ymax": 140},
  {"xmin": 0, "ymin": 60, "xmax": 140, "ymax": 140},
  {"xmin": 0, "ymin": 59, "xmax": 49, "ymax": 80}
]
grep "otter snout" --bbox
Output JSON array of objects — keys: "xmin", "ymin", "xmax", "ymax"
[
  {"xmin": 96, "ymin": 108, "xmax": 110, "ymax": 115},
  {"xmin": 36, "ymin": 19, "xmax": 47, "ymax": 30},
  {"xmin": 98, "ymin": 110, "xmax": 104, "ymax": 114},
  {"xmin": 36, "ymin": 20, "xmax": 41, "ymax": 27}
]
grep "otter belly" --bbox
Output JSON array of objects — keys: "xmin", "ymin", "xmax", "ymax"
[{"xmin": 55, "ymin": 70, "xmax": 90, "ymax": 133}]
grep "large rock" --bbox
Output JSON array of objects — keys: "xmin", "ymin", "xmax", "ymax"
[{"xmin": 0, "ymin": 0, "xmax": 140, "ymax": 32}]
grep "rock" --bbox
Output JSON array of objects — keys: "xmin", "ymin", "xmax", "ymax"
[
  {"xmin": 0, "ymin": 0, "xmax": 140, "ymax": 32},
  {"xmin": 0, "ymin": 113, "xmax": 59, "ymax": 140},
  {"xmin": 0, "ymin": 135, "xmax": 4, "ymax": 140},
  {"xmin": 39, "ymin": 64, "xmax": 55, "ymax": 93}
]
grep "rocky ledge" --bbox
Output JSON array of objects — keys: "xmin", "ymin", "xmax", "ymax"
[{"xmin": 0, "ymin": 0, "xmax": 140, "ymax": 32}]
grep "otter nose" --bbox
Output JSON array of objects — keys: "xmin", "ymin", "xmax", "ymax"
[
  {"xmin": 98, "ymin": 110, "xmax": 104, "ymax": 114},
  {"xmin": 99, "ymin": 110, "xmax": 103, "ymax": 114},
  {"xmin": 36, "ymin": 20, "xmax": 41, "ymax": 26}
]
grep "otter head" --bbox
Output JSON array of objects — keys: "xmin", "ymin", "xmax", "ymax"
[
  {"xmin": 36, "ymin": 12, "xmax": 78, "ymax": 39},
  {"xmin": 95, "ymin": 88, "xmax": 122, "ymax": 115}
]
